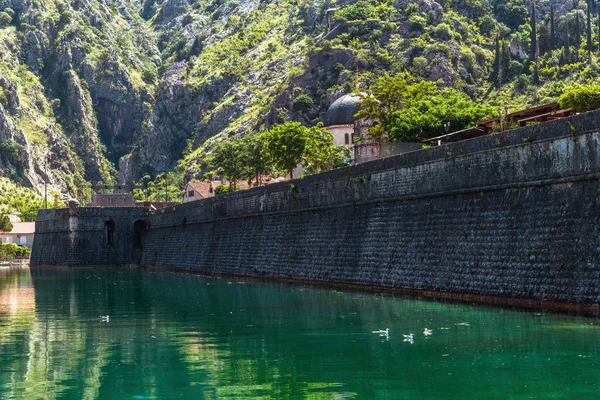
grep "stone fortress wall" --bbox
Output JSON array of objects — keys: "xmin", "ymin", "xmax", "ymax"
[
  {"xmin": 31, "ymin": 206, "xmax": 147, "ymax": 266},
  {"xmin": 31, "ymin": 110, "xmax": 600, "ymax": 311}
]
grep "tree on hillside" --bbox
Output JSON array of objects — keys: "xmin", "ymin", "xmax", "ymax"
[
  {"xmin": 0, "ymin": 215, "xmax": 13, "ymax": 233},
  {"xmin": 587, "ymin": 0, "xmax": 594, "ymax": 52},
  {"xmin": 495, "ymin": 36, "xmax": 503, "ymax": 87},
  {"xmin": 262, "ymin": 122, "xmax": 307, "ymax": 179},
  {"xmin": 564, "ymin": 18, "xmax": 571, "ymax": 63},
  {"xmin": 357, "ymin": 73, "xmax": 420, "ymax": 143},
  {"xmin": 559, "ymin": 85, "xmax": 600, "ymax": 112},
  {"xmin": 550, "ymin": 3, "xmax": 556, "ymax": 51},
  {"xmin": 386, "ymin": 88, "xmax": 496, "ymax": 142},
  {"xmin": 597, "ymin": 3, "xmax": 600, "ymax": 50},
  {"xmin": 211, "ymin": 137, "xmax": 248, "ymax": 189},
  {"xmin": 530, "ymin": 0, "xmax": 539, "ymax": 84},
  {"xmin": 242, "ymin": 132, "xmax": 272, "ymax": 186},
  {"xmin": 358, "ymin": 75, "xmax": 495, "ymax": 142},
  {"xmin": 575, "ymin": 10, "xmax": 582, "ymax": 52},
  {"xmin": 303, "ymin": 124, "xmax": 352, "ymax": 174}
]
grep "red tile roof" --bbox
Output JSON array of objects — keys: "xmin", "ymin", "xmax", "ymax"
[
  {"xmin": 5, "ymin": 222, "xmax": 35, "ymax": 235},
  {"xmin": 187, "ymin": 181, "xmax": 213, "ymax": 199}
]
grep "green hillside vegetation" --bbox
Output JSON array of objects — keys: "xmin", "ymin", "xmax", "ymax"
[
  {"xmin": 3, "ymin": 0, "xmax": 600, "ymax": 204},
  {"xmin": 0, "ymin": 178, "xmax": 64, "ymax": 221},
  {"xmin": 132, "ymin": 171, "xmax": 185, "ymax": 203}
]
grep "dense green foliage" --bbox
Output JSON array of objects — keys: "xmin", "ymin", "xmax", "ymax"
[
  {"xmin": 211, "ymin": 137, "xmax": 249, "ymax": 189},
  {"xmin": 0, "ymin": 215, "xmax": 13, "ymax": 232},
  {"xmin": 7, "ymin": 0, "xmax": 600, "ymax": 199},
  {"xmin": 214, "ymin": 185, "xmax": 236, "ymax": 195},
  {"xmin": 262, "ymin": 122, "xmax": 309, "ymax": 179},
  {"xmin": 0, "ymin": 178, "xmax": 63, "ymax": 221},
  {"xmin": 207, "ymin": 122, "xmax": 349, "ymax": 183},
  {"xmin": 0, "ymin": 243, "xmax": 30, "ymax": 260},
  {"xmin": 334, "ymin": 1, "xmax": 380, "ymax": 22},
  {"xmin": 558, "ymin": 85, "xmax": 600, "ymax": 112},
  {"xmin": 132, "ymin": 171, "xmax": 185, "ymax": 203},
  {"xmin": 358, "ymin": 74, "xmax": 495, "ymax": 142}
]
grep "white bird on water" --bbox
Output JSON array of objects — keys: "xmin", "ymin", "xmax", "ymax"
[
  {"xmin": 372, "ymin": 328, "xmax": 389, "ymax": 337},
  {"xmin": 403, "ymin": 333, "xmax": 414, "ymax": 344},
  {"xmin": 100, "ymin": 315, "xmax": 110, "ymax": 322},
  {"xmin": 423, "ymin": 328, "xmax": 433, "ymax": 336}
]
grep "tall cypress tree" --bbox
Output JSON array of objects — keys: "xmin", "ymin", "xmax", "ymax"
[
  {"xmin": 495, "ymin": 35, "xmax": 502, "ymax": 87},
  {"xmin": 575, "ymin": 11, "xmax": 582, "ymax": 51},
  {"xmin": 597, "ymin": 2, "xmax": 600, "ymax": 52},
  {"xmin": 502, "ymin": 40, "xmax": 510, "ymax": 76},
  {"xmin": 587, "ymin": 0, "xmax": 593, "ymax": 52},
  {"xmin": 531, "ymin": 0, "xmax": 539, "ymax": 83},
  {"xmin": 565, "ymin": 18, "xmax": 571, "ymax": 63},
  {"xmin": 550, "ymin": 3, "xmax": 556, "ymax": 51}
]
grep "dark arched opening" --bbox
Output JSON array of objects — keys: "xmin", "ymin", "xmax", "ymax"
[
  {"xmin": 104, "ymin": 220, "xmax": 116, "ymax": 248},
  {"xmin": 133, "ymin": 220, "xmax": 147, "ymax": 249}
]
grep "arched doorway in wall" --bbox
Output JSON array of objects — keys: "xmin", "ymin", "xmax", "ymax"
[
  {"xmin": 104, "ymin": 220, "xmax": 116, "ymax": 248},
  {"xmin": 133, "ymin": 220, "xmax": 148, "ymax": 250}
]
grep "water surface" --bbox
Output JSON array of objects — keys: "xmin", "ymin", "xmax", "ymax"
[{"xmin": 0, "ymin": 265, "xmax": 599, "ymax": 399}]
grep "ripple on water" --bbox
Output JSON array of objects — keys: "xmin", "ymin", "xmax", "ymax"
[{"xmin": 0, "ymin": 266, "xmax": 600, "ymax": 399}]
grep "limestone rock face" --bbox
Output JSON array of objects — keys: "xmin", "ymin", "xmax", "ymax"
[
  {"xmin": 0, "ymin": 0, "xmax": 583, "ymax": 201},
  {"xmin": 22, "ymin": 30, "xmax": 48, "ymax": 73},
  {"xmin": 0, "ymin": 0, "xmax": 159, "ymax": 196}
]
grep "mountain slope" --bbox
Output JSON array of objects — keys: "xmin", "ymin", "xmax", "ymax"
[{"xmin": 0, "ymin": 0, "xmax": 599, "ymax": 203}]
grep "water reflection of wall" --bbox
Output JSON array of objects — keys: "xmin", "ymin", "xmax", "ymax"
[{"xmin": 8, "ymin": 268, "xmax": 599, "ymax": 398}]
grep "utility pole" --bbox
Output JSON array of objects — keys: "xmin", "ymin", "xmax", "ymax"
[
  {"xmin": 44, "ymin": 155, "xmax": 48, "ymax": 209},
  {"xmin": 587, "ymin": 0, "xmax": 594, "ymax": 53},
  {"xmin": 550, "ymin": 3, "xmax": 555, "ymax": 51}
]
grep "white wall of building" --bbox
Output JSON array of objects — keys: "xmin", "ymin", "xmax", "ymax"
[{"xmin": 325, "ymin": 125, "xmax": 354, "ymax": 146}]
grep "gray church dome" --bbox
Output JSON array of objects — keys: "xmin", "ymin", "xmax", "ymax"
[{"xmin": 324, "ymin": 94, "xmax": 361, "ymax": 127}]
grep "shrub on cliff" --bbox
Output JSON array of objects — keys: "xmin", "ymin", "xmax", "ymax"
[
  {"xmin": 292, "ymin": 94, "xmax": 315, "ymax": 113},
  {"xmin": 558, "ymin": 85, "xmax": 600, "ymax": 113},
  {"xmin": 334, "ymin": 1, "xmax": 378, "ymax": 22},
  {"xmin": 0, "ymin": 12, "xmax": 12, "ymax": 27}
]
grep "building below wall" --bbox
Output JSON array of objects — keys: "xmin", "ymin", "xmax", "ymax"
[{"xmin": 0, "ymin": 222, "xmax": 35, "ymax": 248}]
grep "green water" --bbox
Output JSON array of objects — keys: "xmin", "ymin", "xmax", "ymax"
[{"xmin": 0, "ymin": 266, "xmax": 599, "ymax": 399}]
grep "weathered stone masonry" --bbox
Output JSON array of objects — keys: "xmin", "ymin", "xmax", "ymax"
[
  {"xmin": 31, "ymin": 206, "xmax": 147, "ymax": 266},
  {"xmin": 32, "ymin": 110, "xmax": 600, "ymax": 309}
]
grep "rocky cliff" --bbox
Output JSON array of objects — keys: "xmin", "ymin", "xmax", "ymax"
[{"xmin": 0, "ymin": 0, "xmax": 595, "ymax": 201}]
